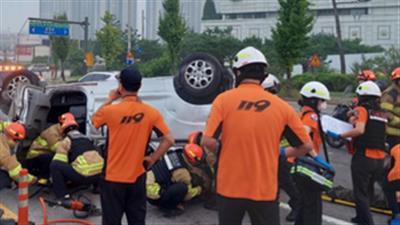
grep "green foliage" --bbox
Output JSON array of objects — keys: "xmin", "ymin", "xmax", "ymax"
[
  {"xmin": 181, "ymin": 27, "xmax": 242, "ymax": 64},
  {"xmin": 351, "ymin": 47, "xmax": 400, "ymax": 76},
  {"xmin": 272, "ymin": 0, "xmax": 314, "ymax": 79},
  {"xmin": 66, "ymin": 40, "xmax": 85, "ymax": 76},
  {"xmin": 50, "ymin": 13, "xmax": 70, "ymax": 81},
  {"xmin": 158, "ymin": 0, "xmax": 187, "ymax": 74},
  {"xmin": 290, "ymin": 72, "xmax": 357, "ymax": 92},
  {"xmin": 137, "ymin": 53, "xmax": 171, "ymax": 77},
  {"xmin": 96, "ymin": 11, "xmax": 125, "ymax": 70},
  {"xmin": 136, "ymin": 39, "xmax": 166, "ymax": 62}
]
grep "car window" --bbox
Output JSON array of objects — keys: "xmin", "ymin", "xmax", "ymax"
[{"xmin": 80, "ymin": 74, "xmax": 110, "ymax": 82}]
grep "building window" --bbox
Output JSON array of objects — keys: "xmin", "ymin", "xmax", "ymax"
[
  {"xmin": 321, "ymin": 27, "xmax": 334, "ymax": 35},
  {"xmin": 315, "ymin": 8, "xmax": 368, "ymax": 17},
  {"xmin": 349, "ymin": 26, "xmax": 361, "ymax": 39},
  {"xmin": 377, "ymin": 25, "xmax": 391, "ymax": 40}
]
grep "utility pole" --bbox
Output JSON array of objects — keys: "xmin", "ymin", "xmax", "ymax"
[
  {"xmin": 126, "ymin": 0, "xmax": 134, "ymax": 65},
  {"xmin": 332, "ymin": 0, "xmax": 346, "ymax": 74}
]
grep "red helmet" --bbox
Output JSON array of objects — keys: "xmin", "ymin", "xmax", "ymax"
[
  {"xmin": 4, "ymin": 122, "xmax": 26, "ymax": 141},
  {"xmin": 188, "ymin": 131, "xmax": 202, "ymax": 145},
  {"xmin": 391, "ymin": 67, "xmax": 400, "ymax": 81},
  {"xmin": 59, "ymin": 113, "xmax": 75, "ymax": 124},
  {"xmin": 61, "ymin": 119, "xmax": 78, "ymax": 135},
  {"xmin": 183, "ymin": 144, "xmax": 204, "ymax": 165},
  {"xmin": 358, "ymin": 70, "xmax": 376, "ymax": 81}
]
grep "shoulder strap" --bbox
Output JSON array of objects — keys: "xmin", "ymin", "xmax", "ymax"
[{"xmin": 317, "ymin": 114, "xmax": 330, "ymax": 163}]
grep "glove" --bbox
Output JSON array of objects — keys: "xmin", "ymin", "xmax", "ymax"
[
  {"xmin": 390, "ymin": 218, "xmax": 400, "ymax": 225},
  {"xmin": 326, "ymin": 130, "xmax": 341, "ymax": 140},
  {"xmin": 313, "ymin": 155, "xmax": 335, "ymax": 171},
  {"xmin": 279, "ymin": 148, "xmax": 286, "ymax": 157},
  {"xmin": 188, "ymin": 131, "xmax": 203, "ymax": 145}
]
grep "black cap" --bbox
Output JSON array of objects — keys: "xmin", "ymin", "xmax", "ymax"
[{"xmin": 118, "ymin": 67, "xmax": 142, "ymax": 91}]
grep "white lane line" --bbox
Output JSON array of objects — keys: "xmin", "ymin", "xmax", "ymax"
[{"xmin": 279, "ymin": 202, "xmax": 354, "ymax": 225}]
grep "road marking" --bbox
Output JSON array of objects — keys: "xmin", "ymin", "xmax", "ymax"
[
  {"xmin": 0, "ymin": 203, "xmax": 17, "ymax": 220},
  {"xmin": 280, "ymin": 202, "xmax": 354, "ymax": 225}
]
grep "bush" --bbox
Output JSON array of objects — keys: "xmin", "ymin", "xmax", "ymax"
[
  {"xmin": 138, "ymin": 54, "xmax": 171, "ymax": 77},
  {"xmin": 290, "ymin": 72, "xmax": 357, "ymax": 92}
]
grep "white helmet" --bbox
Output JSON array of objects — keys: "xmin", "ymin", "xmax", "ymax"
[
  {"xmin": 356, "ymin": 81, "xmax": 381, "ymax": 97},
  {"xmin": 262, "ymin": 74, "xmax": 280, "ymax": 89},
  {"xmin": 300, "ymin": 81, "xmax": 331, "ymax": 100},
  {"xmin": 232, "ymin": 46, "xmax": 268, "ymax": 69}
]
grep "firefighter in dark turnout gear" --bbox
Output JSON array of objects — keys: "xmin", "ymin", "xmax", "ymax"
[
  {"xmin": 50, "ymin": 117, "xmax": 103, "ymax": 202},
  {"xmin": 146, "ymin": 148, "xmax": 202, "ymax": 216},
  {"xmin": 327, "ymin": 81, "xmax": 387, "ymax": 225}
]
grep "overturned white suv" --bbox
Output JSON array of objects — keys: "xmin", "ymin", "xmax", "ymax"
[{"xmin": 8, "ymin": 53, "xmax": 234, "ymax": 155}]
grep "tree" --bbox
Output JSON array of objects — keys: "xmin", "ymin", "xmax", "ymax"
[
  {"xmin": 50, "ymin": 14, "xmax": 70, "ymax": 82},
  {"xmin": 158, "ymin": 0, "xmax": 187, "ymax": 74},
  {"xmin": 66, "ymin": 40, "xmax": 85, "ymax": 76},
  {"xmin": 272, "ymin": 0, "xmax": 314, "ymax": 79},
  {"xmin": 96, "ymin": 11, "xmax": 125, "ymax": 70}
]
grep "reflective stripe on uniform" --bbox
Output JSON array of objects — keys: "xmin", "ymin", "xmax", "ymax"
[
  {"xmin": 291, "ymin": 165, "xmax": 333, "ymax": 188},
  {"xmin": 387, "ymin": 126, "xmax": 400, "ymax": 137},
  {"xmin": 71, "ymin": 155, "xmax": 103, "ymax": 176},
  {"xmin": 50, "ymin": 141, "xmax": 60, "ymax": 152},
  {"xmin": 187, "ymin": 184, "xmax": 202, "ymax": 198},
  {"xmin": 8, "ymin": 164, "xmax": 22, "ymax": 179},
  {"xmin": 0, "ymin": 121, "xmax": 11, "ymax": 133},
  {"xmin": 146, "ymin": 183, "xmax": 161, "ymax": 200},
  {"xmin": 53, "ymin": 153, "xmax": 68, "ymax": 163},
  {"xmin": 381, "ymin": 102, "xmax": 394, "ymax": 111}
]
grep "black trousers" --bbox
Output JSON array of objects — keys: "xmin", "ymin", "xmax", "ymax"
[
  {"xmin": 278, "ymin": 156, "xmax": 299, "ymax": 211},
  {"xmin": 148, "ymin": 182, "xmax": 188, "ymax": 210},
  {"xmin": 217, "ymin": 195, "xmax": 280, "ymax": 225},
  {"xmin": 294, "ymin": 181, "xmax": 322, "ymax": 225},
  {"xmin": 26, "ymin": 154, "xmax": 53, "ymax": 179},
  {"xmin": 50, "ymin": 160, "xmax": 100, "ymax": 199},
  {"xmin": 101, "ymin": 174, "xmax": 147, "ymax": 225},
  {"xmin": 351, "ymin": 154, "xmax": 384, "ymax": 225}
]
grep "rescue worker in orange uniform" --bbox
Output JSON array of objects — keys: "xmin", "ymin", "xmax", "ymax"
[
  {"xmin": 0, "ymin": 122, "xmax": 36, "ymax": 187},
  {"xmin": 92, "ymin": 67, "xmax": 174, "ymax": 225},
  {"xmin": 26, "ymin": 112, "xmax": 75, "ymax": 178},
  {"xmin": 198, "ymin": 46, "xmax": 313, "ymax": 225},
  {"xmin": 327, "ymin": 81, "xmax": 387, "ymax": 225},
  {"xmin": 387, "ymin": 144, "xmax": 400, "ymax": 225},
  {"xmin": 295, "ymin": 81, "xmax": 334, "ymax": 225},
  {"xmin": 50, "ymin": 117, "xmax": 103, "ymax": 202}
]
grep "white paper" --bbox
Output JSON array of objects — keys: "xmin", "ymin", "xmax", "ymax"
[{"xmin": 321, "ymin": 115, "xmax": 353, "ymax": 141}]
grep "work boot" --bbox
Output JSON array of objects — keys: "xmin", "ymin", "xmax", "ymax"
[{"xmin": 286, "ymin": 209, "xmax": 299, "ymax": 222}]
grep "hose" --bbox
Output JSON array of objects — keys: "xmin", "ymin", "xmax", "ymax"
[{"xmin": 39, "ymin": 197, "xmax": 94, "ymax": 225}]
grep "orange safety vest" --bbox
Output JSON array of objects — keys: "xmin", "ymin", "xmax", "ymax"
[{"xmin": 388, "ymin": 144, "xmax": 400, "ymax": 182}]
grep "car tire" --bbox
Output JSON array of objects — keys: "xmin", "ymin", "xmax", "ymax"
[
  {"xmin": 1, "ymin": 70, "xmax": 39, "ymax": 103},
  {"xmin": 174, "ymin": 53, "xmax": 225, "ymax": 105},
  {"xmin": 325, "ymin": 134, "xmax": 345, "ymax": 149}
]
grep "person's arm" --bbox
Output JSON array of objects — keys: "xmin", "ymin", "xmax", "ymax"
[
  {"xmin": 145, "ymin": 133, "xmax": 174, "ymax": 168},
  {"xmin": 281, "ymin": 108, "xmax": 313, "ymax": 158},
  {"xmin": 144, "ymin": 111, "xmax": 175, "ymax": 169},
  {"xmin": 91, "ymin": 89, "xmax": 120, "ymax": 129},
  {"xmin": 202, "ymin": 96, "xmax": 223, "ymax": 153},
  {"xmin": 340, "ymin": 122, "xmax": 365, "ymax": 139}
]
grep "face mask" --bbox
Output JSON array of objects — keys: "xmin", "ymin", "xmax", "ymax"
[{"xmin": 318, "ymin": 101, "xmax": 328, "ymax": 111}]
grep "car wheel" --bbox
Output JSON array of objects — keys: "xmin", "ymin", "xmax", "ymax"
[
  {"xmin": 326, "ymin": 134, "xmax": 345, "ymax": 149},
  {"xmin": 1, "ymin": 70, "xmax": 39, "ymax": 103},
  {"xmin": 174, "ymin": 53, "xmax": 224, "ymax": 105}
]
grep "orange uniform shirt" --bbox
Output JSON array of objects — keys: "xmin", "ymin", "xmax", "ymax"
[
  {"xmin": 354, "ymin": 106, "xmax": 386, "ymax": 159},
  {"xmin": 300, "ymin": 106, "xmax": 322, "ymax": 154},
  {"xmin": 388, "ymin": 144, "xmax": 400, "ymax": 182},
  {"xmin": 204, "ymin": 83, "xmax": 311, "ymax": 201},
  {"xmin": 92, "ymin": 96, "xmax": 170, "ymax": 183}
]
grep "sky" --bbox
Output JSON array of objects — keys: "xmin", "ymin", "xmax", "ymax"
[{"xmin": 0, "ymin": 0, "xmax": 39, "ymax": 33}]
